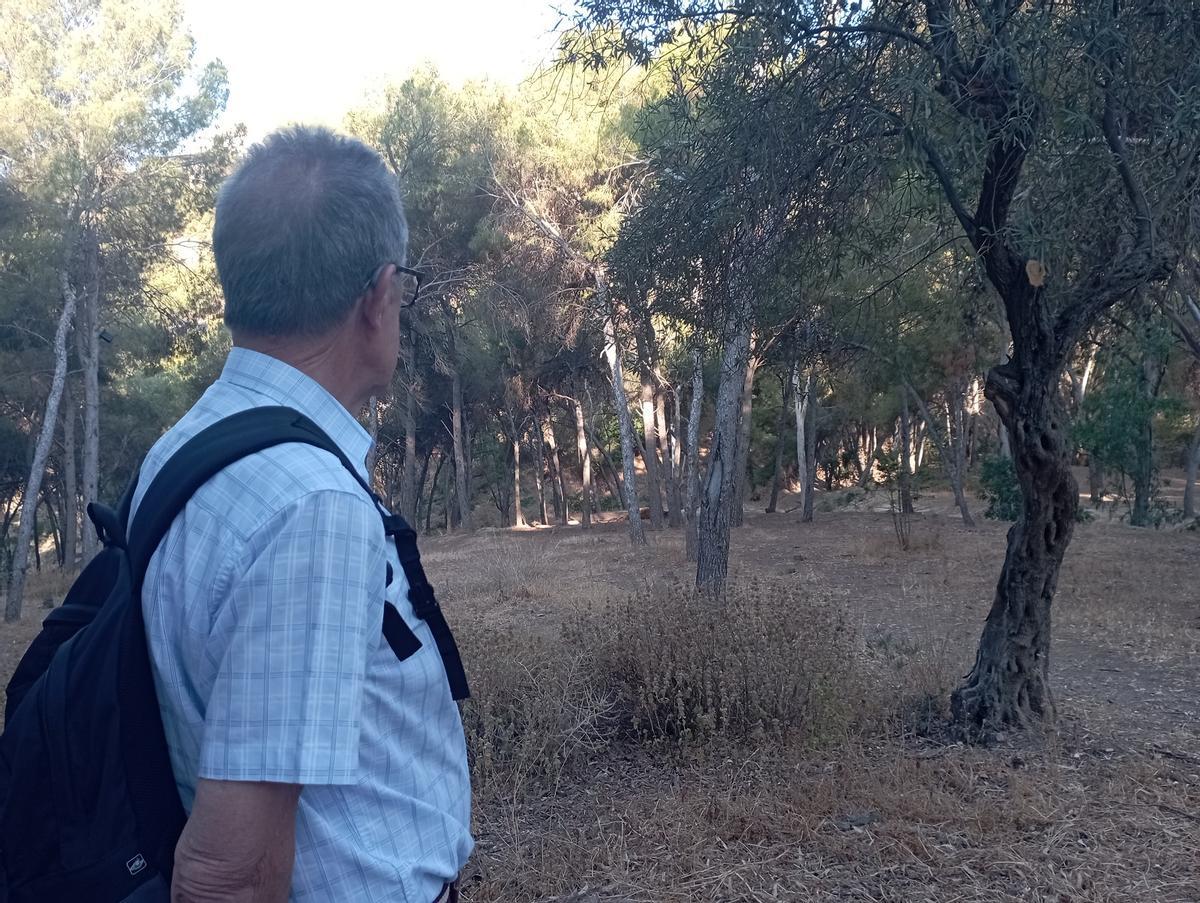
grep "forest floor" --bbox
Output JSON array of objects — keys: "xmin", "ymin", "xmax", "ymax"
[{"xmin": 2, "ymin": 482, "xmax": 1197, "ymax": 901}]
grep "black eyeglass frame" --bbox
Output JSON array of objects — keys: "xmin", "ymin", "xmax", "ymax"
[{"xmin": 364, "ymin": 263, "xmax": 426, "ymax": 308}]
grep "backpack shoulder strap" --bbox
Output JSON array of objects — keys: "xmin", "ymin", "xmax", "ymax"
[
  {"xmin": 128, "ymin": 404, "xmax": 469, "ymax": 699},
  {"xmin": 126, "ymin": 406, "xmax": 350, "ymax": 586}
]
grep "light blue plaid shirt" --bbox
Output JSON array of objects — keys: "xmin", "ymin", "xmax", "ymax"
[{"xmin": 132, "ymin": 348, "xmax": 472, "ymax": 902}]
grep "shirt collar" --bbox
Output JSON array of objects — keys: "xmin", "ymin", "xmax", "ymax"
[{"xmin": 218, "ymin": 347, "xmax": 374, "ymax": 479}]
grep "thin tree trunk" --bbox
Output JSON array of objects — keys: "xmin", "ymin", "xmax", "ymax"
[
  {"xmin": 1130, "ymin": 335, "xmax": 1164, "ymax": 527},
  {"xmin": 426, "ymin": 448, "xmax": 446, "ymax": 534},
  {"xmin": 907, "ymin": 384, "xmax": 976, "ymax": 527},
  {"xmin": 76, "ymin": 248, "xmax": 101, "ymax": 565},
  {"xmin": 729, "ymin": 352, "xmax": 758, "ymax": 528},
  {"xmin": 952, "ymin": 366, "xmax": 1075, "ymax": 732},
  {"xmin": 638, "ymin": 374, "xmax": 664, "ymax": 530},
  {"xmin": 543, "ymin": 411, "xmax": 568, "ymax": 525},
  {"xmin": 696, "ymin": 296, "xmax": 752, "ymax": 591},
  {"xmin": 62, "ymin": 380, "xmax": 78, "ymax": 571},
  {"xmin": 1183, "ymin": 420, "xmax": 1199, "ymax": 520},
  {"xmin": 802, "ymin": 372, "xmax": 818, "ymax": 524},
  {"xmin": 573, "ymin": 393, "xmax": 592, "ymax": 529},
  {"xmin": 655, "ymin": 386, "xmax": 680, "ymax": 527},
  {"xmin": 766, "ymin": 372, "xmax": 792, "ymax": 514},
  {"xmin": 450, "ymin": 369, "xmax": 472, "ymax": 531},
  {"xmin": 898, "ymin": 403, "xmax": 915, "ymax": 515},
  {"xmin": 793, "ymin": 366, "xmax": 809, "ymax": 518},
  {"xmin": 669, "ymin": 383, "xmax": 684, "ymax": 526},
  {"xmin": 510, "ymin": 423, "xmax": 526, "ymax": 528},
  {"xmin": 7, "ymin": 270, "xmax": 78, "ymax": 621},
  {"xmin": 531, "ymin": 411, "xmax": 548, "ymax": 525},
  {"xmin": 603, "ymin": 314, "xmax": 645, "ymax": 545},
  {"xmin": 685, "ymin": 348, "xmax": 704, "ymax": 561}
]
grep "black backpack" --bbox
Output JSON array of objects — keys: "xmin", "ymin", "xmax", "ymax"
[{"xmin": 0, "ymin": 405, "xmax": 468, "ymax": 903}]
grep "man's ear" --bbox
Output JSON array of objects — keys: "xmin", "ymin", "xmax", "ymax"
[{"xmin": 359, "ymin": 265, "xmax": 393, "ymax": 331}]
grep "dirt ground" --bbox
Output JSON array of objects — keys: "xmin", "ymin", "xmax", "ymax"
[{"xmin": 2, "ymin": 484, "xmax": 1197, "ymax": 901}]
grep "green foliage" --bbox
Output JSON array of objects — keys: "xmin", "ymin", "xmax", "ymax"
[{"xmin": 979, "ymin": 453, "xmax": 1021, "ymax": 522}]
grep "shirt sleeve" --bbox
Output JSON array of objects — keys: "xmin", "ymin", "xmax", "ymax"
[{"xmin": 197, "ymin": 489, "xmax": 385, "ymax": 785}]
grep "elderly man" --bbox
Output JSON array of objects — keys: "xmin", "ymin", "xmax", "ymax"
[{"xmin": 130, "ymin": 126, "xmax": 472, "ymax": 902}]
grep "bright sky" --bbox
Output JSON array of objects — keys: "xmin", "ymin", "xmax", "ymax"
[{"xmin": 183, "ymin": 0, "xmax": 567, "ymax": 140}]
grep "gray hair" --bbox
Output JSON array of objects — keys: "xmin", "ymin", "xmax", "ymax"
[{"xmin": 214, "ymin": 125, "xmax": 408, "ymax": 338}]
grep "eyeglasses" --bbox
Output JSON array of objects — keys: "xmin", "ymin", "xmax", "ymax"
[{"xmin": 364, "ymin": 263, "xmax": 425, "ymax": 308}]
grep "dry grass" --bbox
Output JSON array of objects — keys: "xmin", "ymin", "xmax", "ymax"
[{"xmin": 2, "ymin": 492, "xmax": 1197, "ymax": 900}]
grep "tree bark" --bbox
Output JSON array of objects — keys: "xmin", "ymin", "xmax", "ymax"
[
  {"xmin": 603, "ymin": 314, "xmax": 645, "ymax": 545},
  {"xmin": 573, "ymin": 393, "xmax": 592, "ymax": 529},
  {"xmin": 696, "ymin": 294, "xmax": 753, "ymax": 591},
  {"xmin": 7, "ymin": 270, "xmax": 79, "ymax": 621},
  {"xmin": 62, "ymin": 380, "xmax": 78, "ymax": 571},
  {"xmin": 638, "ymin": 372, "xmax": 664, "ymax": 530},
  {"xmin": 509, "ymin": 422, "xmax": 526, "ymax": 528},
  {"xmin": 449, "ymin": 369, "xmax": 472, "ymax": 531},
  {"xmin": 655, "ymin": 386, "xmax": 680, "ymax": 527},
  {"xmin": 425, "ymin": 448, "xmax": 446, "ymax": 534},
  {"xmin": 729, "ymin": 352, "xmax": 758, "ymax": 528},
  {"xmin": 1130, "ymin": 332, "xmax": 1165, "ymax": 527},
  {"xmin": 801, "ymin": 371, "xmax": 818, "ymax": 523},
  {"xmin": 76, "ymin": 239, "xmax": 101, "ymax": 565},
  {"xmin": 685, "ymin": 348, "xmax": 704, "ymax": 562},
  {"xmin": 766, "ymin": 372, "xmax": 792, "ymax": 514},
  {"xmin": 543, "ymin": 410, "xmax": 568, "ymax": 525},
  {"xmin": 531, "ymin": 407, "xmax": 549, "ymax": 525},
  {"xmin": 898, "ymin": 402, "xmax": 915, "ymax": 515},
  {"xmin": 952, "ymin": 366, "xmax": 1075, "ymax": 732},
  {"xmin": 1183, "ymin": 420, "xmax": 1200, "ymax": 520},
  {"xmin": 669, "ymin": 383, "xmax": 684, "ymax": 526}
]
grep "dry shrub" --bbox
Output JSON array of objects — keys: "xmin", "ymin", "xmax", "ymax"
[
  {"xmin": 458, "ymin": 625, "xmax": 614, "ymax": 802},
  {"xmin": 584, "ymin": 580, "xmax": 861, "ymax": 749}
]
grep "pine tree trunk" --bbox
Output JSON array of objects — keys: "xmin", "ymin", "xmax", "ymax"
[
  {"xmin": 802, "ymin": 373, "xmax": 818, "ymax": 524},
  {"xmin": 670, "ymin": 384, "xmax": 684, "ymax": 526},
  {"xmin": 908, "ymin": 385, "xmax": 976, "ymax": 527},
  {"xmin": 1183, "ymin": 420, "xmax": 1199, "ymax": 520},
  {"xmin": 76, "ymin": 247, "xmax": 101, "ymax": 565},
  {"xmin": 7, "ymin": 270, "xmax": 79, "ymax": 622},
  {"xmin": 531, "ymin": 412, "xmax": 548, "ymax": 526},
  {"xmin": 510, "ymin": 424, "xmax": 526, "ymax": 528},
  {"xmin": 685, "ymin": 348, "xmax": 704, "ymax": 562},
  {"xmin": 1130, "ymin": 340, "xmax": 1163, "ymax": 527},
  {"xmin": 573, "ymin": 394, "xmax": 592, "ymax": 529},
  {"xmin": 425, "ymin": 449, "xmax": 446, "ymax": 534},
  {"xmin": 656, "ymin": 387, "xmax": 680, "ymax": 527},
  {"xmin": 603, "ymin": 314, "xmax": 645, "ymax": 545},
  {"xmin": 61, "ymin": 380, "xmax": 78, "ymax": 571},
  {"xmin": 543, "ymin": 412, "xmax": 568, "ymax": 525},
  {"xmin": 449, "ymin": 369, "xmax": 471, "ymax": 531},
  {"xmin": 898, "ymin": 403, "xmax": 914, "ymax": 515},
  {"xmin": 951, "ymin": 365, "xmax": 1076, "ymax": 732},
  {"xmin": 766, "ymin": 372, "xmax": 792, "ymax": 514},
  {"xmin": 638, "ymin": 375, "xmax": 664, "ymax": 530},
  {"xmin": 729, "ymin": 353, "xmax": 758, "ymax": 528},
  {"xmin": 793, "ymin": 366, "xmax": 808, "ymax": 518},
  {"xmin": 696, "ymin": 298, "xmax": 752, "ymax": 590}
]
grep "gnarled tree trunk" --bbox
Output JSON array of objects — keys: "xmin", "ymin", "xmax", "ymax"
[{"xmin": 952, "ymin": 367, "xmax": 1074, "ymax": 730}]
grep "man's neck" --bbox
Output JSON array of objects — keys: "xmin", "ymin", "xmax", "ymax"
[{"xmin": 232, "ymin": 335, "xmax": 367, "ymax": 415}]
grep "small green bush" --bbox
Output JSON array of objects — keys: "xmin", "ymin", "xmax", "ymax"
[{"xmin": 979, "ymin": 453, "xmax": 1021, "ymax": 521}]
